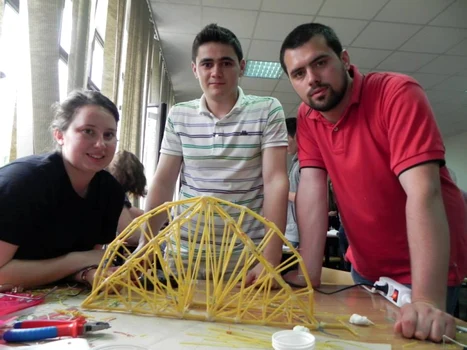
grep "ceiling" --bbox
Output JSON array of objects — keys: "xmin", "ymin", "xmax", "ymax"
[{"xmin": 149, "ymin": 0, "xmax": 467, "ymax": 137}]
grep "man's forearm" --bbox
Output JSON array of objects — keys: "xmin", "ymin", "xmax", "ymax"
[
  {"xmin": 296, "ymin": 188, "xmax": 328, "ymax": 287},
  {"xmin": 406, "ymin": 192, "xmax": 450, "ymax": 309},
  {"xmin": 262, "ymin": 175, "xmax": 289, "ymax": 265},
  {"xmin": 0, "ymin": 250, "xmax": 104, "ymax": 289},
  {"xmin": 144, "ymin": 181, "xmax": 178, "ymax": 238}
]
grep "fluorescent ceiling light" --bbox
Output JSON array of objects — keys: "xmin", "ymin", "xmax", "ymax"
[{"xmin": 244, "ymin": 60, "xmax": 283, "ymax": 79}]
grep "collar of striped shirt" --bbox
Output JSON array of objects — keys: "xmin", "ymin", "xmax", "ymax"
[{"xmin": 198, "ymin": 87, "xmax": 245, "ymax": 117}]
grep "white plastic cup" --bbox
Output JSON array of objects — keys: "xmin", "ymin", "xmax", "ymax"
[{"xmin": 272, "ymin": 330, "xmax": 316, "ymax": 350}]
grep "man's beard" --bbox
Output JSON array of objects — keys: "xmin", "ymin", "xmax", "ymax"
[{"xmin": 307, "ymin": 69, "xmax": 348, "ymax": 112}]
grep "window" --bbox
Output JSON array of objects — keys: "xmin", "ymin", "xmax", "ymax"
[
  {"xmin": 88, "ymin": 0, "xmax": 108, "ymax": 91},
  {"xmin": 90, "ymin": 37, "xmax": 104, "ymax": 89},
  {"xmin": 0, "ymin": 0, "xmax": 20, "ymax": 166},
  {"xmin": 58, "ymin": 0, "xmax": 72, "ymax": 101}
]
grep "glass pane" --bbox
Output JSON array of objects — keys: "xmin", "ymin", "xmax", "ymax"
[
  {"xmin": 90, "ymin": 41, "xmax": 104, "ymax": 90},
  {"xmin": 95, "ymin": 0, "xmax": 108, "ymax": 40},
  {"xmin": 60, "ymin": 0, "xmax": 73, "ymax": 55},
  {"xmin": 0, "ymin": 4, "xmax": 20, "ymax": 166},
  {"xmin": 0, "ymin": 4, "xmax": 20, "ymax": 79},
  {"xmin": 58, "ymin": 59, "xmax": 68, "ymax": 101}
]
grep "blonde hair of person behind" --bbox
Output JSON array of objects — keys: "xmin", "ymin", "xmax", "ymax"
[{"xmin": 108, "ymin": 150, "xmax": 147, "ymax": 197}]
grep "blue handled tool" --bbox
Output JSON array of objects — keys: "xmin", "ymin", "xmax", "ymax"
[{"xmin": 3, "ymin": 317, "xmax": 110, "ymax": 342}]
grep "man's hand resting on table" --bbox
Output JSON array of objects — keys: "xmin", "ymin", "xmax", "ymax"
[
  {"xmin": 244, "ymin": 260, "xmax": 282, "ymax": 288},
  {"xmin": 395, "ymin": 301, "xmax": 456, "ymax": 342},
  {"xmin": 282, "ymin": 269, "xmax": 320, "ymax": 288}
]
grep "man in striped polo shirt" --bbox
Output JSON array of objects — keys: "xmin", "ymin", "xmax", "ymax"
[{"xmin": 143, "ymin": 24, "xmax": 289, "ymax": 285}]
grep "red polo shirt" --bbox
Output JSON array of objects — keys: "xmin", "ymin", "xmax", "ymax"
[{"xmin": 297, "ymin": 65, "xmax": 467, "ymax": 285}]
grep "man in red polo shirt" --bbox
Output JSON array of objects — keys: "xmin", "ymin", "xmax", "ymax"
[{"xmin": 279, "ymin": 23, "xmax": 467, "ymax": 342}]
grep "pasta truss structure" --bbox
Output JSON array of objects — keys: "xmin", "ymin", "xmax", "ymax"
[{"xmin": 82, "ymin": 196, "xmax": 319, "ymax": 329}]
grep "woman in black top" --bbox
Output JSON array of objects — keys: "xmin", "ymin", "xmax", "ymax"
[{"xmin": 0, "ymin": 90, "xmax": 124, "ymax": 290}]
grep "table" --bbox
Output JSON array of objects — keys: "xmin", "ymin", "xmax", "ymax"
[
  {"xmin": 313, "ymin": 285, "xmax": 466, "ymax": 349},
  {"xmin": 2, "ymin": 280, "xmax": 466, "ymax": 350}
]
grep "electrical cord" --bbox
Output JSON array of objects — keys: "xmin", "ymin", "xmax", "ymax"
[
  {"xmin": 286, "ymin": 280, "xmax": 382, "ymax": 293},
  {"xmin": 286, "ymin": 276, "xmax": 392, "ymax": 297},
  {"xmin": 314, "ymin": 283, "xmax": 375, "ymax": 295}
]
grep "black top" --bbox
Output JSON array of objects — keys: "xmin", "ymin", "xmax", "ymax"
[{"xmin": 0, "ymin": 152, "xmax": 124, "ymax": 260}]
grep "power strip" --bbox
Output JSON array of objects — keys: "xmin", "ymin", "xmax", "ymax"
[
  {"xmin": 373, "ymin": 277, "xmax": 412, "ymax": 308},
  {"xmin": 371, "ymin": 277, "xmax": 467, "ymax": 336}
]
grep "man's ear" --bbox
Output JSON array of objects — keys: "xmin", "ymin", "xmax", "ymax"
[
  {"xmin": 340, "ymin": 50, "xmax": 351, "ymax": 70},
  {"xmin": 53, "ymin": 129, "xmax": 64, "ymax": 146},
  {"xmin": 192, "ymin": 62, "xmax": 198, "ymax": 79},
  {"xmin": 239, "ymin": 59, "xmax": 246, "ymax": 77}
]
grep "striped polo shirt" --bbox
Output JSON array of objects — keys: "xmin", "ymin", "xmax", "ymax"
[{"xmin": 160, "ymin": 87, "xmax": 287, "ymax": 254}]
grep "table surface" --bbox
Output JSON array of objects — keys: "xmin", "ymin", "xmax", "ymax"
[
  {"xmin": 2, "ymin": 283, "xmax": 466, "ymax": 350},
  {"xmin": 313, "ymin": 285, "xmax": 465, "ymax": 349}
]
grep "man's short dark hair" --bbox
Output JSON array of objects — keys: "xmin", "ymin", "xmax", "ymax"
[
  {"xmin": 280, "ymin": 23, "xmax": 343, "ymax": 75},
  {"xmin": 285, "ymin": 118, "xmax": 297, "ymax": 138},
  {"xmin": 192, "ymin": 23, "xmax": 243, "ymax": 62}
]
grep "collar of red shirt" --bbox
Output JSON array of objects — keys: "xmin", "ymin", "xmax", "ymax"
[{"xmin": 307, "ymin": 64, "xmax": 364, "ymax": 121}]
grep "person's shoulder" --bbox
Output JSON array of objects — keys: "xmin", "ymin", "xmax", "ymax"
[
  {"xmin": 242, "ymin": 94, "xmax": 281, "ymax": 108},
  {"xmin": 0, "ymin": 153, "xmax": 62, "ymax": 196},
  {"xmin": 365, "ymin": 71, "xmax": 420, "ymax": 94},
  {"xmin": 0, "ymin": 153, "xmax": 61, "ymax": 179},
  {"xmin": 168, "ymin": 99, "xmax": 201, "ymax": 122},
  {"xmin": 172, "ymin": 98, "xmax": 201, "ymax": 111}
]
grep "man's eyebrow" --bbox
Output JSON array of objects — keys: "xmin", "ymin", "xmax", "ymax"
[
  {"xmin": 219, "ymin": 56, "xmax": 235, "ymax": 62},
  {"xmin": 289, "ymin": 54, "xmax": 330, "ymax": 76},
  {"xmin": 199, "ymin": 57, "xmax": 235, "ymax": 64},
  {"xmin": 310, "ymin": 54, "xmax": 330, "ymax": 65},
  {"xmin": 290, "ymin": 66, "xmax": 303, "ymax": 77},
  {"xmin": 199, "ymin": 58, "xmax": 214, "ymax": 64}
]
